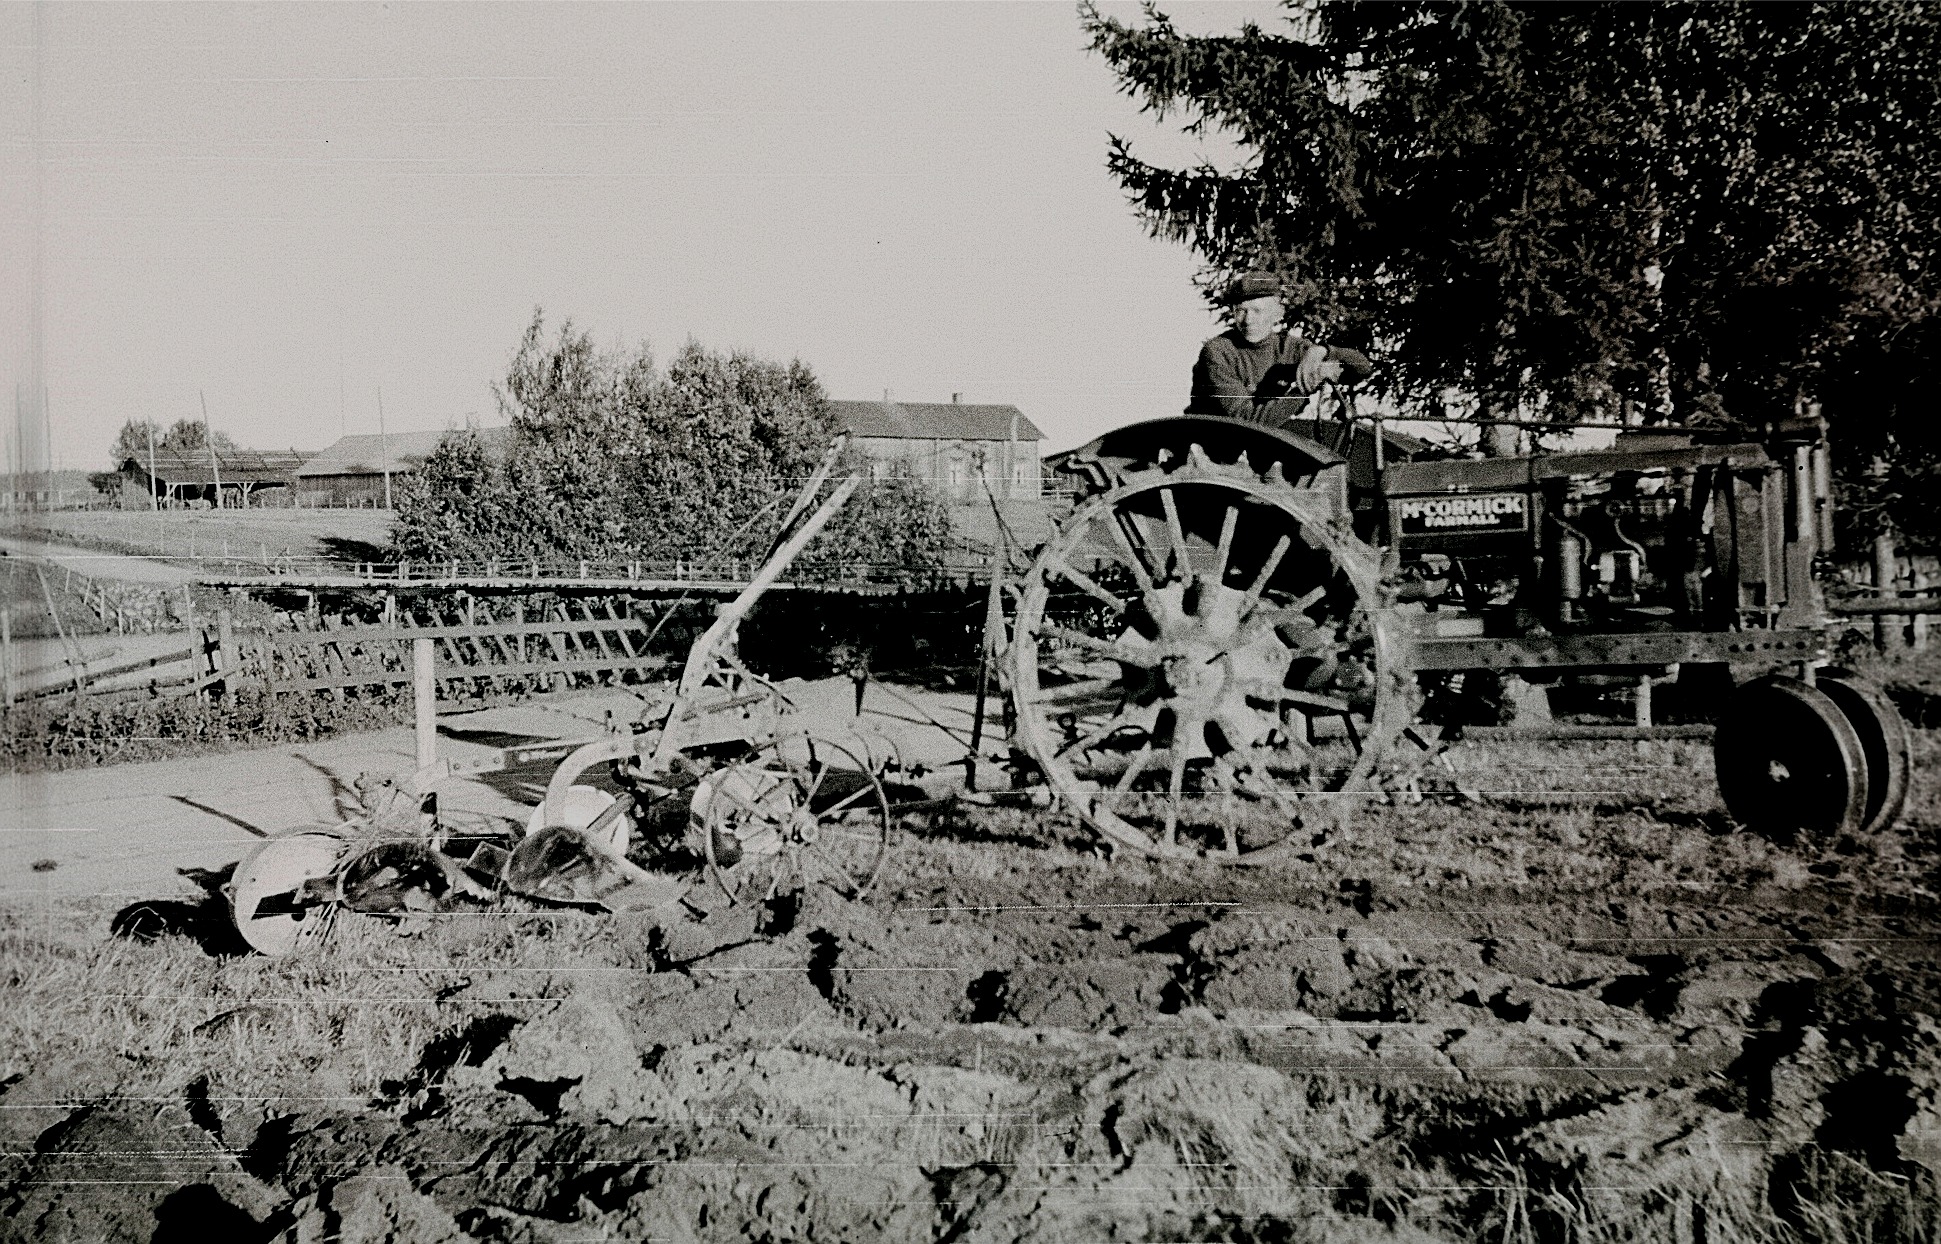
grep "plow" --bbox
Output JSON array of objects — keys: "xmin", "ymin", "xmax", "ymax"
[{"xmin": 227, "ymin": 405, "xmax": 1914, "ymax": 952}]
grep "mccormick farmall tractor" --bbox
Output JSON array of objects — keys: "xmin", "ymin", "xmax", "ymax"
[
  {"xmin": 997, "ymin": 408, "xmax": 1909, "ymax": 862},
  {"xmin": 227, "ymin": 410, "xmax": 1912, "ymax": 953}
]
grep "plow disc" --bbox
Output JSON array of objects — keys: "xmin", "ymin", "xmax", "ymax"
[{"xmin": 224, "ymin": 830, "xmax": 352, "ymax": 956}]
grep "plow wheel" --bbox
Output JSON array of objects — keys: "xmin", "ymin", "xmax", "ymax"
[
  {"xmin": 694, "ymin": 736, "xmax": 893, "ymax": 905},
  {"xmin": 1008, "ymin": 458, "xmax": 1406, "ymax": 862}
]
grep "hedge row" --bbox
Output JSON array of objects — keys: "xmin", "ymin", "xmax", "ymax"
[{"xmin": 1, "ymin": 683, "xmax": 412, "ymax": 773}]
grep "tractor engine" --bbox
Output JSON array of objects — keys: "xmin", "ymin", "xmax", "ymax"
[
  {"xmin": 1389, "ymin": 470, "xmax": 1694, "ymax": 630},
  {"xmin": 1380, "ymin": 425, "xmax": 1830, "ymax": 639},
  {"xmin": 1547, "ymin": 474, "xmax": 1700, "ymax": 623}
]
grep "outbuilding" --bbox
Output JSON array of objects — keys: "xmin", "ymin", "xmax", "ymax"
[
  {"xmin": 119, "ymin": 448, "xmax": 312, "ymax": 508},
  {"xmin": 293, "ymin": 428, "xmax": 511, "ymax": 508}
]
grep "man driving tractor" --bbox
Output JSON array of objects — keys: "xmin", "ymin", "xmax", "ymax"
[{"xmin": 1186, "ymin": 271, "xmax": 1373, "ymax": 425}]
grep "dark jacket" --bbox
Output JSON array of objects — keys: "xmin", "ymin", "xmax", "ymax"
[{"xmin": 1187, "ymin": 330, "xmax": 1373, "ymax": 424}]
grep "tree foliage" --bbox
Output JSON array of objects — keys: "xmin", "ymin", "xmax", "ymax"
[
  {"xmin": 800, "ymin": 459, "xmax": 958, "ymax": 577},
  {"xmin": 1084, "ymin": 2, "xmax": 1941, "ymax": 540},
  {"xmin": 392, "ymin": 312, "xmax": 953, "ymax": 575},
  {"xmin": 109, "ymin": 418, "xmax": 238, "ymax": 467}
]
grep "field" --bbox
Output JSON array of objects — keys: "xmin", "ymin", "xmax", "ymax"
[
  {"xmin": 4, "ymin": 719, "xmax": 1939, "ymax": 1242},
  {"xmin": 15, "ymin": 509, "xmax": 395, "ymax": 567}
]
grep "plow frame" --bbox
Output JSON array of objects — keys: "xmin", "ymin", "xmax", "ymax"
[{"xmin": 229, "ymin": 441, "xmax": 884, "ymax": 952}]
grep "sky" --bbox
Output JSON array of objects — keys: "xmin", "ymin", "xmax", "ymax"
[{"xmin": 2, "ymin": 1, "xmax": 1287, "ymax": 473}]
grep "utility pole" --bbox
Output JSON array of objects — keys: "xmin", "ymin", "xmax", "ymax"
[
  {"xmin": 200, "ymin": 389, "xmax": 222, "ymax": 510},
  {"xmin": 15, "ymin": 7, "xmax": 47, "ymax": 501},
  {"xmin": 377, "ymin": 385, "xmax": 392, "ymax": 509},
  {"xmin": 146, "ymin": 418, "xmax": 159, "ymax": 509}
]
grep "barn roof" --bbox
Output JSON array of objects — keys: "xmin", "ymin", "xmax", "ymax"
[
  {"xmin": 293, "ymin": 427, "xmax": 510, "ymax": 478},
  {"xmin": 829, "ymin": 401, "xmax": 1042, "ymax": 442},
  {"xmin": 120, "ymin": 448, "xmax": 314, "ymax": 485}
]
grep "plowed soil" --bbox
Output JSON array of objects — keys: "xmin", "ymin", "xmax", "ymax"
[{"xmin": 4, "ymin": 735, "xmax": 1939, "ymax": 1242}]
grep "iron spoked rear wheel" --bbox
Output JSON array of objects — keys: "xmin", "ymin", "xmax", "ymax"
[
  {"xmin": 696, "ymin": 736, "xmax": 893, "ymax": 905},
  {"xmin": 1008, "ymin": 458, "xmax": 1403, "ymax": 862}
]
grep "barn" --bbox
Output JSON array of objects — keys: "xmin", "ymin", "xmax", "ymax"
[{"xmin": 293, "ymin": 428, "xmax": 511, "ymax": 508}]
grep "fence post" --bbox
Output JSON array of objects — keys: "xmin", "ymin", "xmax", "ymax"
[
  {"xmin": 216, "ymin": 608, "xmax": 235, "ymax": 694},
  {"xmin": 1914, "ymin": 563, "xmax": 1931, "ymax": 652},
  {"xmin": 414, "ymin": 637, "xmax": 437, "ymax": 772},
  {"xmin": 1, "ymin": 608, "xmax": 12, "ymax": 706},
  {"xmin": 1874, "ymin": 531, "xmax": 1902, "ymax": 651}
]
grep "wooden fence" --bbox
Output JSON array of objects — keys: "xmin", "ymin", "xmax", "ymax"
[
  {"xmin": 242, "ymin": 597, "xmax": 665, "ymax": 698},
  {"xmin": 1829, "ymin": 546, "xmax": 1937, "ymax": 651},
  {"xmin": 3, "ymin": 594, "xmax": 672, "ymax": 707}
]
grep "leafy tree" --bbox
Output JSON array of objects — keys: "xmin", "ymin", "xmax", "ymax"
[
  {"xmin": 1083, "ymin": 2, "xmax": 1940, "ymax": 541},
  {"xmin": 393, "ymin": 312, "xmax": 953, "ymax": 575},
  {"xmin": 110, "ymin": 420, "xmax": 156, "ymax": 468},
  {"xmin": 612, "ymin": 335, "xmax": 831, "ymax": 561},
  {"xmin": 391, "ymin": 430, "xmax": 525, "ymax": 563},
  {"xmin": 109, "ymin": 418, "xmax": 237, "ymax": 467},
  {"xmin": 802, "ymin": 458, "xmax": 958, "ymax": 577}
]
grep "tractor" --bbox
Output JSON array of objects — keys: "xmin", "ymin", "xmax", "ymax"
[
  {"xmin": 227, "ymin": 409, "xmax": 1914, "ymax": 954},
  {"xmin": 998, "ymin": 408, "xmax": 1909, "ymax": 862}
]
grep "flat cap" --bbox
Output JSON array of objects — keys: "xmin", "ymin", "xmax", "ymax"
[{"xmin": 1223, "ymin": 271, "xmax": 1284, "ymax": 305}]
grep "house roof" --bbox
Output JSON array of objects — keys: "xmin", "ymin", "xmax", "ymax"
[
  {"xmin": 120, "ymin": 448, "xmax": 314, "ymax": 485},
  {"xmin": 293, "ymin": 427, "xmax": 510, "ymax": 478},
  {"xmin": 829, "ymin": 401, "xmax": 1042, "ymax": 442}
]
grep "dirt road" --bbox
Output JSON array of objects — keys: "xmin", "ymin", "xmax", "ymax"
[{"xmin": 0, "ymin": 535, "xmax": 200, "ymax": 586}]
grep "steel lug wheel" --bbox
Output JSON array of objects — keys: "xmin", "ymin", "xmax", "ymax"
[
  {"xmin": 1714, "ymin": 674, "xmax": 1869, "ymax": 838},
  {"xmin": 1007, "ymin": 455, "xmax": 1405, "ymax": 863},
  {"xmin": 1815, "ymin": 669, "xmax": 1912, "ymax": 835}
]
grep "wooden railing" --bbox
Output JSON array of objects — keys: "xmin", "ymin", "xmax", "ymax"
[{"xmin": 2, "ymin": 596, "xmax": 671, "ymax": 707}]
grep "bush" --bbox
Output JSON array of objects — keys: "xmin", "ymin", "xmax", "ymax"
[
  {"xmin": 393, "ymin": 312, "xmax": 952, "ymax": 576},
  {"xmin": 0, "ymin": 684, "xmax": 410, "ymax": 773}
]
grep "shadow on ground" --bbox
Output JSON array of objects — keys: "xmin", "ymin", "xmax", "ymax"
[{"xmin": 109, "ymin": 864, "xmax": 250, "ymax": 957}]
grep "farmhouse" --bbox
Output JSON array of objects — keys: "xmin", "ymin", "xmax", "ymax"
[
  {"xmin": 829, "ymin": 398, "xmax": 1043, "ymax": 501},
  {"xmin": 119, "ymin": 448, "xmax": 313, "ymax": 508},
  {"xmin": 294, "ymin": 427, "xmax": 511, "ymax": 508},
  {"xmin": 828, "ymin": 397, "xmax": 1050, "ymax": 552}
]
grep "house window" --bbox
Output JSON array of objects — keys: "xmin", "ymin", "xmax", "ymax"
[{"xmin": 869, "ymin": 458, "xmax": 889, "ymax": 483}]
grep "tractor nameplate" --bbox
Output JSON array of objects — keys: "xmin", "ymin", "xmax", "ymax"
[{"xmin": 1395, "ymin": 492, "xmax": 1529, "ymax": 535}]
